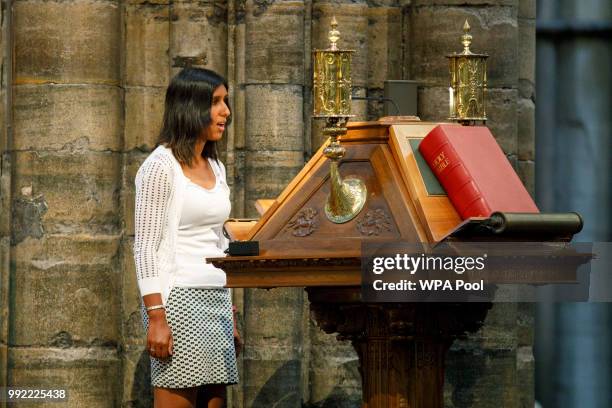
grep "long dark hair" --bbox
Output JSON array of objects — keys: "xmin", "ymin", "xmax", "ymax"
[{"xmin": 157, "ymin": 68, "xmax": 231, "ymax": 166}]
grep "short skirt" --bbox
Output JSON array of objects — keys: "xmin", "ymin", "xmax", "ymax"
[{"xmin": 141, "ymin": 287, "xmax": 239, "ymax": 388}]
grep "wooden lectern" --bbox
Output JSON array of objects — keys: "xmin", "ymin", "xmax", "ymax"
[{"xmin": 211, "ymin": 119, "xmax": 583, "ymax": 408}]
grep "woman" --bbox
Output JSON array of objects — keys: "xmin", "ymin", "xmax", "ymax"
[{"xmin": 133, "ymin": 67, "xmax": 240, "ymax": 408}]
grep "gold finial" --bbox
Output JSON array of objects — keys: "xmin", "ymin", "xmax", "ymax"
[
  {"xmin": 329, "ymin": 16, "xmax": 340, "ymax": 51},
  {"xmin": 461, "ymin": 19, "xmax": 473, "ymax": 54}
]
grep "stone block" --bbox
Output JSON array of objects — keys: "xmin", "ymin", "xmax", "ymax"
[
  {"xmin": 417, "ymin": 86, "xmax": 450, "ymax": 122},
  {"xmin": 410, "ymin": 6, "xmax": 519, "ymax": 88},
  {"xmin": 310, "ymin": 119, "xmax": 328, "ymax": 154},
  {"xmin": 9, "ymin": 347, "xmax": 121, "ymax": 407},
  {"xmin": 124, "ymin": 87, "xmax": 165, "ymax": 151},
  {"xmin": 170, "ymin": 2, "xmax": 228, "ymax": 76},
  {"xmin": 11, "ymin": 235, "xmax": 121, "ymax": 346},
  {"xmin": 0, "ymin": 89, "xmax": 5, "ymax": 152},
  {"xmin": 244, "ymin": 288, "xmax": 305, "ymax": 346},
  {"xmin": 123, "ymin": 150, "xmax": 150, "ymax": 237},
  {"xmin": 517, "ymin": 160, "xmax": 535, "ymax": 197},
  {"xmin": 351, "ymin": 86, "xmax": 368, "ymax": 121},
  {"xmin": 232, "ymin": 82, "xmax": 247, "ymax": 150},
  {"xmin": 487, "ymin": 88, "xmax": 518, "ymax": 155},
  {"xmin": 1, "ymin": 238, "xmax": 9, "ymax": 345},
  {"xmin": 367, "ymin": 88, "xmax": 385, "ymax": 121},
  {"xmin": 121, "ymin": 344, "xmax": 152, "ymax": 407},
  {"xmin": 243, "ymin": 358, "xmax": 303, "ymax": 407},
  {"xmin": 412, "ymin": 0, "xmax": 516, "ymax": 5},
  {"xmin": 230, "ymin": 149, "xmax": 247, "ymax": 218},
  {"xmin": 517, "ymin": 97, "xmax": 535, "ymax": 160},
  {"xmin": 519, "ymin": 78, "xmax": 534, "ymax": 102},
  {"xmin": 445, "ymin": 348, "xmax": 519, "ymax": 407},
  {"xmin": 245, "ymin": 2, "xmax": 305, "ymax": 84},
  {"xmin": 312, "ymin": 3, "xmax": 369, "ymax": 87},
  {"xmin": 244, "ymin": 151, "xmax": 303, "ymax": 217},
  {"xmin": 14, "ymin": 0, "xmax": 119, "ymax": 84},
  {"xmin": 0, "ymin": 152, "xmax": 10, "ymax": 238},
  {"xmin": 453, "ymin": 303, "xmax": 518, "ymax": 352},
  {"xmin": 367, "ymin": 7, "xmax": 402, "ymax": 89},
  {"xmin": 517, "ymin": 346, "xmax": 535, "ymax": 407},
  {"xmin": 518, "ymin": 18, "xmax": 535, "ymax": 81},
  {"xmin": 309, "ymin": 323, "xmax": 362, "ymax": 406},
  {"xmin": 480, "ymin": 303, "xmax": 518, "ymax": 349},
  {"xmin": 14, "ymin": 85, "xmax": 122, "ymax": 152},
  {"xmin": 13, "ymin": 151, "xmax": 122, "ymax": 235},
  {"xmin": 517, "ymin": 302, "xmax": 535, "ymax": 347},
  {"xmin": 242, "ymin": 287, "xmax": 305, "ymax": 407},
  {"xmin": 518, "ymin": 0, "xmax": 536, "ymax": 19},
  {"xmin": 245, "ymin": 84, "xmax": 304, "ymax": 152},
  {"xmin": 125, "ymin": 4, "xmax": 171, "ymax": 87},
  {"xmin": 122, "ymin": 237, "xmax": 145, "ymax": 342}
]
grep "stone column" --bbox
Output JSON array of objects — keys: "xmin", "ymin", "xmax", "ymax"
[
  {"xmin": 516, "ymin": 3, "xmax": 536, "ymax": 406},
  {"xmin": 241, "ymin": 1, "xmax": 306, "ymax": 406},
  {"xmin": 366, "ymin": 1, "xmax": 402, "ymax": 120},
  {"xmin": 9, "ymin": 0, "xmax": 122, "ymax": 405},
  {"xmin": 169, "ymin": 0, "xmax": 229, "ymax": 153},
  {"xmin": 122, "ymin": 0, "xmax": 171, "ymax": 404},
  {"xmin": 408, "ymin": 2, "xmax": 533, "ymax": 407},
  {"xmin": 0, "ymin": 0, "xmax": 12, "ymax": 394}
]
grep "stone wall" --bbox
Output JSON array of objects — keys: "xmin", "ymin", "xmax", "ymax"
[{"xmin": 0, "ymin": 0, "xmax": 535, "ymax": 406}]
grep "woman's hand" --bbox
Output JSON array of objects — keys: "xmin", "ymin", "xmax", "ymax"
[{"xmin": 147, "ymin": 309, "xmax": 173, "ymax": 359}]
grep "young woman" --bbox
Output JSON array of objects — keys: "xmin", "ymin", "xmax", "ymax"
[{"xmin": 133, "ymin": 68, "xmax": 240, "ymax": 408}]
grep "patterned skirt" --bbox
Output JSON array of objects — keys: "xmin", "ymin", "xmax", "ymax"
[{"xmin": 141, "ymin": 287, "xmax": 239, "ymax": 388}]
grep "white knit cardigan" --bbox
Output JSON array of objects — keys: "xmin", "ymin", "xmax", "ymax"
[{"xmin": 133, "ymin": 144, "xmax": 229, "ymax": 305}]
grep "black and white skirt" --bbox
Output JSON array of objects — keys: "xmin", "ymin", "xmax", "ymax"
[{"xmin": 142, "ymin": 287, "xmax": 239, "ymax": 388}]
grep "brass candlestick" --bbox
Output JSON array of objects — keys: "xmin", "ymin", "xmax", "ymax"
[
  {"xmin": 313, "ymin": 17, "xmax": 367, "ymax": 224},
  {"xmin": 447, "ymin": 20, "xmax": 488, "ymax": 124}
]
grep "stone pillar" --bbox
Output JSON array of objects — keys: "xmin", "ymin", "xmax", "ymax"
[
  {"xmin": 8, "ymin": 0, "xmax": 122, "ymax": 405},
  {"xmin": 366, "ymin": 1, "xmax": 402, "ymax": 120},
  {"xmin": 169, "ymin": 0, "xmax": 229, "ymax": 153},
  {"xmin": 517, "ymin": 0, "xmax": 536, "ymax": 197},
  {"xmin": 516, "ymin": 3, "xmax": 536, "ymax": 406},
  {"xmin": 240, "ymin": 1, "xmax": 306, "ymax": 406},
  {"xmin": 122, "ymin": 0, "xmax": 171, "ymax": 404},
  {"xmin": 0, "ymin": 0, "xmax": 12, "ymax": 394},
  {"xmin": 408, "ymin": 2, "xmax": 534, "ymax": 407}
]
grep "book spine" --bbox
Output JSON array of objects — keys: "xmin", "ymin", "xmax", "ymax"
[{"xmin": 420, "ymin": 130, "xmax": 491, "ymax": 219}]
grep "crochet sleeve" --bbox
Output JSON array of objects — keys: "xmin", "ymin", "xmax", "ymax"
[{"xmin": 133, "ymin": 158, "xmax": 172, "ymax": 297}]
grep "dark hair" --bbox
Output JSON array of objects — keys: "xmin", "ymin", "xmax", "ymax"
[{"xmin": 157, "ymin": 68, "xmax": 231, "ymax": 166}]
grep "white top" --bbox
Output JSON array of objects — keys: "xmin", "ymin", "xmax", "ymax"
[
  {"xmin": 174, "ymin": 158, "xmax": 231, "ymax": 288},
  {"xmin": 133, "ymin": 145, "xmax": 230, "ymax": 305}
]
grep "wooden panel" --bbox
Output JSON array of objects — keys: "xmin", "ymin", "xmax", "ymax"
[
  {"xmin": 255, "ymin": 199, "xmax": 275, "ymax": 216},
  {"xmin": 388, "ymin": 124, "xmax": 461, "ymax": 242},
  {"xmin": 252, "ymin": 143, "xmax": 376, "ymax": 241},
  {"xmin": 224, "ymin": 220, "xmax": 258, "ymax": 241},
  {"xmin": 370, "ymin": 145, "xmax": 427, "ymax": 242},
  {"xmin": 224, "ymin": 267, "xmax": 360, "ymax": 288},
  {"xmin": 276, "ymin": 161, "xmax": 401, "ymax": 240},
  {"xmin": 245, "ymin": 139, "xmax": 329, "ymax": 240}
]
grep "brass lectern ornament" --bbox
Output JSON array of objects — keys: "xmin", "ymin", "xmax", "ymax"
[
  {"xmin": 313, "ymin": 17, "xmax": 367, "ymax": 224},
  {"xmin": 447, "ymin": 20, "xmax": 488, "ymax": 124}
]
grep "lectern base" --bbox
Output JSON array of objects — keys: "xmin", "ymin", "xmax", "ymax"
[{"xmin": 307, "ymin": 287, "xmax": 491, "ymax": 408}]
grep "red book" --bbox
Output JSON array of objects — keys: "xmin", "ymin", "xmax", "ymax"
[{"xmin": 418, "ymin": 124, "xmax": 539, "ymax": 219}]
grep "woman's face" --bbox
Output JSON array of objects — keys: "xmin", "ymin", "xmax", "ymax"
[{"xmin": 203, "ymin": 84, "xmax": 230, "ymax": 142}]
